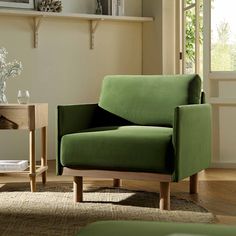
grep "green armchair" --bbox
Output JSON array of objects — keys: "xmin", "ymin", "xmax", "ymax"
[
  {"xmin": 57, "ymin": 75, "xmax": 212, "ymax": 210},
  {"xmin": 76, "ymin": 221, "xmax": 236, "ymax": 236}
]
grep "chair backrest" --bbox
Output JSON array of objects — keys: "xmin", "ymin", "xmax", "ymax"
[{"xmin": 99, "ymin": 75, "xmax": 202, "ymax": 126}]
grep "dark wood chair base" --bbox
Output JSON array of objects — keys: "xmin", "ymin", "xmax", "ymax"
[
  {"xmin": 74, "ymin": 176, "xmax": 83, "ymax": 202},
  {"xmin": 113, "ymin": 178, "xmax": 122, "ymax": 188},
  {"xmin": 190, "ymin": 173, "xmax": 198, "ymax": 194}
]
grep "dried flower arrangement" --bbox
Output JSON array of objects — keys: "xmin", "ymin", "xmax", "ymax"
[
  {"xmin": 0, "ymin": 48, "xmax": 23, "ymax": 104},
  {"xmin": 38, "ymin": 0, "xmax": 62, "ymax": 13}
]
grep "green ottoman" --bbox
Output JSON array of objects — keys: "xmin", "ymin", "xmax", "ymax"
[{"xmin": 76, "ymin": 221, "xmax": 236, "ymax": 236}]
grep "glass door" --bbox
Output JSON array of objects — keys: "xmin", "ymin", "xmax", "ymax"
[{"xmin": 181, "ymin": 0, "xmax": 202, "ymax": 75}]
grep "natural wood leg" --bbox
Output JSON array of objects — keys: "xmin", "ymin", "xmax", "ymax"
[
  {"xmin": 113, "ymin": 179, "xmax": 122, "ymax": 188},
  {"xmin": 74, "ymin": 177, "xmax": 83, "ymax": 202},
  {"xmin": 41, "ymin": 126, "xmax": 47, "ymax": 184},
  {"xmin": 159, "ymin": 182, "xmax": 170, "ymax": 210},
  {"xmin": 190, "ymin": 173, "xmax": 198, "ymax": 194},
  {"xmin": 29, "ymin": 130, "xmax": 36, "ymax": 192}
]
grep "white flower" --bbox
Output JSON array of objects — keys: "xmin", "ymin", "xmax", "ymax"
[
  {"xmin": 0, "ymin": 47, "xmax": 23, "ymax": 82},
  {"xmin": 0, "ymin": 47, "xmax": 8, "ymax": 66}
]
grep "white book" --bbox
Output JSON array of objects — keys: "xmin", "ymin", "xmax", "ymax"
[
  {"xmin": 117, "ymin": 0, "xmax": 124, "ymax": 16},
  {"xmin": 108, "ymin": 0, "xmax": 112, "ymax": 15},
  {"xmin": 101, "ymin": 0, "xmax": 112, "ymax": 15},
  {"xmin": 112, "ymin": 0, "xmax": 117, "ymax": 16},
  {"xmin": 0, "ymin": 160, "xmax": 28, "ymax": 172}
]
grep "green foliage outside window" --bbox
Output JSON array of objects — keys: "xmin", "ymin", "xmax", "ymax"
[
  {"xmin": 211, "ymin": 20, "xmax": 236, "ymax": 71},
  {"xmin": 184, "ymin": 0, "xmax": 236, "ymax": 73},
  {"xmin": 185, "ymin": 0, "xmax": 203, "ymax": 73},
  {"xmin": 185, "ymin": 0, "xmax": 236, "ymax": 72}
]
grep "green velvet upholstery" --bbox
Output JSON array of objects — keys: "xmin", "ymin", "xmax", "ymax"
[
  {"xmin": 99, "ymin": 75, "xmax": 202, "ymax": 126},
  {"xmin": 57, "ymin": 104, "xmax": 97, "ymax": 175},
  {"xmin": 76, "ymin": 221, "xmax": 236, "ymax": 236},
  {"xmin": 173, "ymin": 104, "xmax": 212, "ymax": 181},
  {"xmin": 57, "ymin": 104, "xmax": 132, "ymax": 175},
  {"xmin": 61, "ymin": 126, "xmax": 173, "ymax": 173},
  {"xmin": 57, "ymin": 75, "xmax": 211, "ymax": 184}
]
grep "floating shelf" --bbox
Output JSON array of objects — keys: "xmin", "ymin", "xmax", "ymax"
[
  {"xmin": 0, "ymin": 9, "xmax": 154, "ymax": 49},
  {"xmin": 0, "ymin": 9, "xmax": 154, "ymax": 22}
]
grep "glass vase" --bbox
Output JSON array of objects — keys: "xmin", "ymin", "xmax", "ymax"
[{"xmin": 0, "ymin": 81, "xmax": 8, "ymax": 104}]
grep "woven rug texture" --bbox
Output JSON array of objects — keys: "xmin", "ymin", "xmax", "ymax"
[{"xmin": 0, "ymin": 183, "xmax": 215, "ymax": 236}]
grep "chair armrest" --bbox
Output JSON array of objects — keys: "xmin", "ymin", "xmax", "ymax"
[
  {"xmin": 58, "ymin": 104, "xmax": 98, "ymax": 138},
  {"xmin": 57, "ymin": 104, "xmax": 98, "ymax": 175},
  {"xmin": 173, "ymin": 104, "xmax": 212, "ymax": 182}
]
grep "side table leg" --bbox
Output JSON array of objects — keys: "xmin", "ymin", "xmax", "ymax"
[
  {"xmin": 41, "ymin": 126, "xmax": 47, "ymax": 184},
  {"xmin": 30, "ymin": 130, "xmax": 36, "ymax": 192}
]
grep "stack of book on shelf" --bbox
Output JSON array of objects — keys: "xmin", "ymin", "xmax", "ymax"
[
  {"xmin": 0, "ymin": 160, "xmax": 28, "ymax": 172},
  {"xmin": 101, "ymin": 0, "xmax": 124, "ymax": 16}
]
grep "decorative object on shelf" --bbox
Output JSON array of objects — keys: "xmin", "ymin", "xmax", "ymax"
[
  {"xmin": 101, "ymin": 0, "xmax": 124, "ymax": 16},
  {"xmin": 115, "ymin": 0, "xmax": 124, "ymax": 16},
  {"xmin": 0, "ymin": 47, "xmax": 23, "ymax": 104},
  {"xmin": 17, "ymin": 90, "xmax": 30, "ymax": 104},
  {"xmin": 38, "ymin": 0, "xmax": 62, "ymax": 12},
  {"xmin": 0, "ymin": 0, "xmax": 35, "ymax": 9},
  {"xmin": 95, "ymin": 0, "xmax": 103, "ymax": 15}
]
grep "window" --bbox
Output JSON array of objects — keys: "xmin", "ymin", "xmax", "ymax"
[
  {"xmin": 211, "ymin": 0, "xmax": 236, "ymax": 71},
  {"xmin": 181, "ymin": 0, "xmax": 203, "ymax": 75}
]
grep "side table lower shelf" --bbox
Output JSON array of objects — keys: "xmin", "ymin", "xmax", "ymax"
[
  {"xmin": 0, "ymin": 165, "xmax": 48, "ymax": 177},
  {"xmin": 0, "ymin": 165, "xmax": 48, "ymax": 190}
]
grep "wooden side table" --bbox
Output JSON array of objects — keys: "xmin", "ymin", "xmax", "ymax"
[{"xmin": 0, "ymin": 104, "xmax": 48, "ymax": 192}]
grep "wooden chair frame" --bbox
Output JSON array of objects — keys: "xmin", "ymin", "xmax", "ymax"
[{"xmin": 63, "ymin": 168, "xmax": 198, "ymax": 210}]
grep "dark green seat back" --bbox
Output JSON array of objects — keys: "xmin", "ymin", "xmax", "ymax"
[{"xmin": 99, "ymin": 75, "xmax": 202, "ymax": 126}]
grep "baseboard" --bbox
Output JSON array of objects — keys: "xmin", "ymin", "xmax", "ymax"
[{"xmin": 210, "ymin": 161, "xmax": 236, "ymax": 168}]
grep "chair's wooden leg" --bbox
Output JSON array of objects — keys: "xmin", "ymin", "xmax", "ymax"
[
  {"xmin": 190, "ymin": 173, "xmax": 198, "ymax": 194},
  {"xmin": 159, "ymin": 182, "xmax": 170, "ymax": 210},
  {"xmin": 73, "ymin": 176, "xmax": 83, "ymax": 202},
  {"xmin": 41, "ymin": 126, "xmax": 47, "ymax": 185},
  {"xmin": 113, "ymin": 179, "xmax": 122, "ymax": 188}
]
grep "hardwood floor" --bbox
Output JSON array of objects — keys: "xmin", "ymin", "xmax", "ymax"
[{"xmin": 1, "ymin": 160, "xmax": 236, "ymax": 225}]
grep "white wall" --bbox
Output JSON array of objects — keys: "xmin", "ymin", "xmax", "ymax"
[
  {"xmin": 123, "ymin": 0, "xmax": 142, "ymax": 17},
  {"xmin": 142, "ymin": 0, "xmax": 163, "ymax": 74},
  {"xmin": 61, "ymin": 0, "xmax": 96, "ymax": 13},
  {"xmin": 142, "ymin": 0, "xmax": 176, "ymax": 75},
  {"xmin": 162, "ymin": 0, "xmax": 176, "ymax": 74},
  {"xmin": 0, "ymin": 0, "xmax": 142, "ymax": 161}
]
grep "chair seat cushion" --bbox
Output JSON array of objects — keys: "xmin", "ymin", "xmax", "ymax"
[{"xmin": 61, "ymin": 126, "xmax": 174, "ymax": 173}]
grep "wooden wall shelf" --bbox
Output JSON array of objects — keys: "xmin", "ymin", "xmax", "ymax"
[{"xmin": 0, "ymin": 9, "xmax": 154, "ymax": 49}]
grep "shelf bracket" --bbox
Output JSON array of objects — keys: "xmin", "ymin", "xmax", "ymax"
[
  {"xmin": 90, "ymin": 20, "xmax": 101, "ymax": 50},
  {"xmin": 33, "ymin": 16, "xmax": 43, "ymax": 49}
]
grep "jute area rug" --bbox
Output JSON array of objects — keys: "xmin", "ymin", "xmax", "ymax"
[{"xmin": 0, "ymin": 182, "xmax": 215, "ymax": 236}]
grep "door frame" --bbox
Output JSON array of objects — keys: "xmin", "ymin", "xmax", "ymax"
[{"xmin": 178, "ymin": 0, "xmax": 201, "ymax": 75}]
